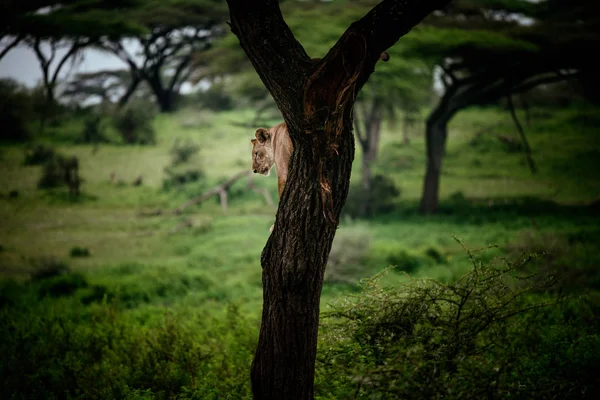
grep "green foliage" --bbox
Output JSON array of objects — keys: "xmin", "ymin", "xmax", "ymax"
[
  {"xmin": 23, "ymin": 144, "xmax": 56, "ymax": 165},
  {"xmin": 0, "ymin": 299, "xmax": 256, "ymax": 399},
  {"xmin": 196, "ymin": 83, "xmax": 235, "ymax": 111},
  {"xmin": 0, "ymin": 79, "xmax": 33, "ymax": 142},
  {"xmin": 169, "ymin": 138, "xmax": 201, "ymax": 166},
  {"xmin": 316, "ymin": 250, "xmax": 597, "ymax": 399},
  {"xmin": 37, "ymin": 272, "xmax": 89, "ymax": 298},
  {"xmin": 162, "ymin": 167, "xmax": 205, "ymax": 191},
  {"xmin": 385, "ymin": 249, "xmax": 422, "ymax": 273},
  {"xmin": 326, "ymin": 224, "xmax": 372, "ymax": 285},
  {"xmin": 162, "ymin": 137, "xmax": 205, "ymax": 191},
  {"xmin": 1, "ymin": 102, "xmax": 599, "ymax": 400},
  {"xmin": 70, "ymin": 246, "xmax": 91, "ymax": 257},
  {"xmin": 344, "ymin": 174, "xmax": 401, "ymax": 218},
  {"xmin": 29, "ymin": 257, "xmax": 70, "ymax": 281},
  {"xmin": 37, "ymin": 156, "xmax": 64, "ymax": 188},
  {"xmin": 113, "ymin": 100, "xmax": 157, "ymax": 145},
  {"xmin": 37, "ymin": 153, "xmax": 81, "ymax": 194},
  {"xmin": 505, "ymin": 230, "xmax": 600, "ymax": 292},
  {"xmin": 80, "ymin": 114, "xmax": 110, "ymax": 144}
]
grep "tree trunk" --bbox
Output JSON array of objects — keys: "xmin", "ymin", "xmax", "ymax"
[
  {"xmin": 156, "ymin": 90, "xmax": 175, "ymax": 113},
  {"xmin": 420, "ymin": 96, "xmax": 458, "ymax": 214},
  {"xmin": 358, "ymin": 100, "xmax": 382, "ymax": 217},
  {"xmin": 118, "ymin": 76, "xmax": 141, "ymax": 108},
  {"xmin": 252, "ymin": 128, "xmax": 354, "ymax": 399},
  {"xmin": 420, "ymin": 117, "xmax": 448, "ymax": 214},
  {"xmin": 148, "ymin": 75, "xmax": 176, "ymax": 113},
  {"xmin": 226, "ymin": 1, "xmax": 451, "ymax": 398},
  {"xmin": 420, "ymin": 81, "xmax": 468, "ymax": 214}
]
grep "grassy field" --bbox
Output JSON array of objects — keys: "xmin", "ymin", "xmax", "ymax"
[{"xmin": 1, "ymin": 103, "xmax": 599, "ymax": 398}]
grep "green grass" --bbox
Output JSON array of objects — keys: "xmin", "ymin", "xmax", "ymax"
[
  {"xmin": 2, "ymin": 105, "xmax": 599, "ymax": 291},
  {"xmin": 1, "ymin": 103, "xmax": 599, "ymax": 398}
]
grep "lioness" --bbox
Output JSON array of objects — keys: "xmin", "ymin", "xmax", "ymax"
[
  {"xmin": 251, "ymin": 122, "xmax": 293, "ymax": 198},
  {"xmin": 251, "ymin": 122, "xmax": 293, "ymax": 232}
]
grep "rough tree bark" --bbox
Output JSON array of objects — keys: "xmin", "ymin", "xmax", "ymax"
[{"xmin": 225, "ymin": 0, "xmax": 450, "ymax": 398}]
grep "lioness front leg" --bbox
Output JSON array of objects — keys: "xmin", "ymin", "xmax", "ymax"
[{"xmin": 277, "ymin": 175, "xmax": 286, "ymax": 198}]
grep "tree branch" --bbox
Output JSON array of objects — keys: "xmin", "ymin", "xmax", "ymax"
[
  {"xmin": 507, "ymin": 93, "xmax": 536, "ymax": 173},
  {"xmin": 340, "ymin": 0, "xmax": 452, "ymax": 93},
  {"xmin": 50, "ymin": 39, "xmax": 90, "ymax": 86},
  {"xmin": 0, "ymin": 34, "xmax": 23, "ymax": 61},
  {"xmin": 226, "ymin": 0, "xmax": 312, "ymax": 128}
]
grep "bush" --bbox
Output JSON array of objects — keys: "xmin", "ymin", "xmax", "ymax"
[
  {"xmin": 316, "ymin": 251, "xmax": 575, "ymax": 399},
  {"xmin": 169, "ymin": 138, "xmax": 201, "ymax": 165},
  {"xmin": 23, "ymin": 144, "xmax": 56, "ymax": 166},
  {"xmin": 70, "ymin": 246, "xmax": 91, "ymax": 257},
  {"xmin": 505, "ymin": 230, "xmax": 600, "ymax": 292},
  {"xmin": 385, "ymin": 249, "xmax": 422, "ymax": 273},
  {"xmin": 0, "ymin": 302, "xmax": 256, "ymax": 399},
  {"xmin": 37, "ymin": 153, "xmax": 82, "ymax": 196},
  {"xmin": 162, "ymin": 166, "xmax": 205, "ymax": 191},
  {"xmin": 0, "ymin": 79, "xmax": 32, "ymax": 142},
  {"xmin": 344, "ymin": 174, "xmax": 401, "ymax": 218},
  {"xmin": 29, "ymin": 257, "xmax": 70, "ymax": 281},
  {"xmin": 113, "ymin": 100, "xmax": 157, "ymax": 145},
  {"xmin": 38, "ymin": 155, "xmax": 64, "ymax": 189},
  {"xmin": 80, "ymin": 114, "xmax": 109, "ymax": 144},
  {"xmin": 37, "ymin": 273, "xmax": 88, "ymax": 298},
  {"xmin": 196, "ymin": 83, "xmax": 234, "ymax": 111},
  {"xmin": 325, "ymin": 225, "xmax": 372, "ymax": 284},
  {"xmin": 0, "ymin": 280, "xmax": 23, "ymax": 308}
]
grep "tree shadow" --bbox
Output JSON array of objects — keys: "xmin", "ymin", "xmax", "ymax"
[{"xmin": 366, "ymin": 195, "xmax": 600, "ymax": 227}]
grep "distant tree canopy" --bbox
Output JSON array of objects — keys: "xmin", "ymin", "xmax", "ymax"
[
  {"xmin": 400, "ymin": 0, "xmax": 600, "ymax": 213},
  {"xmin": 99, "ymin": 0, "xmax": 229, "ymax": 112},
  {"xmin": 62, "ymin": 69, "xmax": 134, "ymax": 106},
  {"xmin": 2, "ymin": 0, "xmax": 228, "ymax": 113}
]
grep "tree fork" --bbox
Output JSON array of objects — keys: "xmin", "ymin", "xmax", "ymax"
[{"xmin": 225, "ymin": 1, "xmax": 451, "ymax": 398}]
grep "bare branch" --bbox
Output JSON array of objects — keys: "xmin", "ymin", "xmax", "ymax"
[
  {"xmin": 0, "ymin": 35, "xmax": 23, "ymax": 61},
  {"xmin": 507, "ymin": 94, "xmax": 536, "ymax": 173}
]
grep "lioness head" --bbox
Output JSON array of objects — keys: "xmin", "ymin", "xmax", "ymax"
[{"xmin": 251, "ymin": 128, "xmax": 275, "ymax": 176}]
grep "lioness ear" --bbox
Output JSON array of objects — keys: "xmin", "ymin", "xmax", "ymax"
[
  {"xmin": 251, "ymin": 138, "xmax": 257, "ymax": 145},
  {"xmin": 255, "ymin": 128, "xmax": 270, "ymax": 144}
]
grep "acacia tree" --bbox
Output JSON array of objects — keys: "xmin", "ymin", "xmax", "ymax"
[
  {"xmin": 405, "ymin": 0, "xmax": 600, "ymax": 213},
  {"xmin": 420, "ymin": 57, "xmax": 581, "ymax": 213},
  {"xmin": 225, "ymin": 0, "xmax": 450, "ymax": 398},
  {"xmin": 101, "ymin": 0, "xmax": 228, "ymax": 112},
  {"xmin": 63, "ymin": 69, "xmax": 135, "ymax": 105}
]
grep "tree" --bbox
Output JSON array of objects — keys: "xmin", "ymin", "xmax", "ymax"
[
  {"xmin": 3, "ymin": 0, "xmax": 144, "ymax": 131},
  {"xmin": 225, "ymin": 0, "xmax": 450, "ymax": 398},
  {"xmin": 403, "ymin": 0, "xmax": 600, "ymax": 213},
  {"xmin": 29, "ymin": 36, "xmax": 90, "ymax": 105},
  {"xmin": 0, "ymin": 0, "xmax": 72, "ymax": 60},
  {"xmin": 101, "ymin": 0, "xmax": 228, "ymax": 112},
  {"xmin": 206, "ymin": 0, "xmax": 432, "ymax": 217},
  {"xmin": 62, "ymin": 69, "xmax": 134, "ymax": 106}
]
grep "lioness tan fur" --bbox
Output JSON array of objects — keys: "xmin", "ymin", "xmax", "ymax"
[
  {"xmin": 251, "ymin": 122, "xmax": 293, "ymax": 198},
  {"xmin": 251, "ymin": 122, "xmax": 293, "ymax": 233}
]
